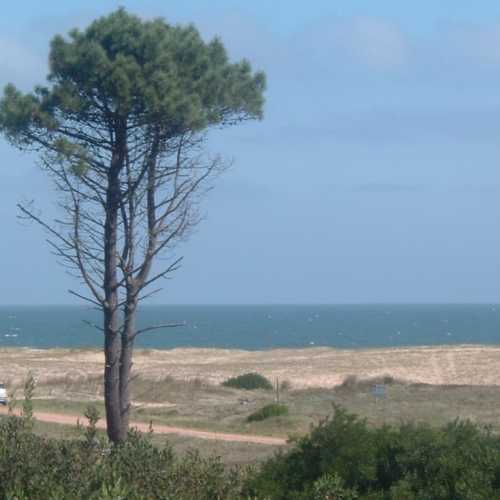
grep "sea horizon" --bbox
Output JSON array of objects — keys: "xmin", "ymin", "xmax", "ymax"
[
  {"xmin": 2, "ymin": 302, "xmax": 500, "ymax": 306},
  {"xmin": 1, "ymin": 303, "xmax": 499, "ymax": 351}
]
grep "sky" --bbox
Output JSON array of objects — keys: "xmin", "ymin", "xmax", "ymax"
[{"xmin": 2, "ymin": 1, "xmax": 500, "ymax": 304}]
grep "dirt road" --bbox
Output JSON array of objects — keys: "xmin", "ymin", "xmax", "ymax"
[{"xmin": 0, "ymin": 407, "xmax": 286, "ymax": 446}]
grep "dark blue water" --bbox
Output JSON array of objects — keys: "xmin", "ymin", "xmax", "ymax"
[{"xmin": 0, "ymin": 304, "xmax": 498, "ymax": 350}]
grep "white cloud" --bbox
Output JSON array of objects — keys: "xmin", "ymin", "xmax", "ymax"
[
  {"xmin": 293, "ymin": 16, "xmax": 410, "ymax": 73},
  {"xmin": 333, "ymin": 17, "xmax": 409, "ymax": 70}
]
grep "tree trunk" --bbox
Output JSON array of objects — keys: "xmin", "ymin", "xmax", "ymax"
[
  {"xmin": 104, "ymin": 305, "xmax": 122, "ymax": 442},
  {"xmin": 119, "ymin": 297, "xmax": 137, "ymax": 438},
  {"xmin": 103, "ymin": 133, "xmax": 126, "ymax": 443}
]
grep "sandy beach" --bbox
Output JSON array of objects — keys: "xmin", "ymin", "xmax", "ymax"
[{"xmin": 1, "ymin": 344, "xmax": 500, "ymax": 389}]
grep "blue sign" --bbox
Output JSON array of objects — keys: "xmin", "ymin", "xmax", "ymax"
[{"xmin": 372, "ymin": 384, "xmax": 387, "ymax": 398}]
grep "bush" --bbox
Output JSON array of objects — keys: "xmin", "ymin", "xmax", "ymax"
[
  {"xmin": 0, "ymin": 414, "xmax": 247, "ymax": 499},
  {"xmin": 247, "ymin": 404, "xmax": 289, "ymax": 422},
  {"xmin": 0, "ymin": 376, "xmax": 247, "ymax": 498},
  {"xmin": 222, "ymin": 372, "xmax": 273, "ymax": 390},
  {"xmin": 312, "ymin": 473, "xmax": 358, "ymax": 500},
  {"xmin": 245, "ymin": 405, "xmax": 500, "ymax": 499},
  {"xmin": 279, "ymin": 379, "xmax": 292, "ymax": 391}
]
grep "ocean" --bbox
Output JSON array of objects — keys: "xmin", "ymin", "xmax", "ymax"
[{"xmin": 0, "ymin": 304, "xmax": 499, "ymax": 350}]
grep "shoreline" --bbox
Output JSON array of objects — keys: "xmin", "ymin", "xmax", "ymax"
[{"xmin": 1, "ymin": 344, "xmax": 500, "ymax": 389}]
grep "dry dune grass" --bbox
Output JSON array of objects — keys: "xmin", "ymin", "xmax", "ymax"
[
  {"xmin": 1, "ymin": 344, "xmax": 500, "ymax": 389},
  {"xmin": 3, "ymin": 345, "xmax": 500, "ymax": 446}
]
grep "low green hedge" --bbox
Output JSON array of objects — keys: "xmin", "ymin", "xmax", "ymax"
[{"xmin": 247, "ymin": 403, "xmax": 289, "ymax": 422}]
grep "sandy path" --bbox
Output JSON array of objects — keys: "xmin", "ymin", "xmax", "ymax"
[{"xmin": 0, "ymin": 407, "xmax": 286, "ymax": 446}]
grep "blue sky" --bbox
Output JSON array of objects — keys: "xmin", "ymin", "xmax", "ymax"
[{"xmin": 2, "ymin": 1, "xmax": 500, "ymax": 304}]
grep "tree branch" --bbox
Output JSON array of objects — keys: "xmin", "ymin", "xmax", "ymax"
[{"xmin": 132, "ymin": 322, "xmax": 186, "ymax": 339}]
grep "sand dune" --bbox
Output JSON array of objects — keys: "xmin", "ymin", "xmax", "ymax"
[{"xmin": 1, "ymin": 344, "xmax": 500, "ymax": 388}]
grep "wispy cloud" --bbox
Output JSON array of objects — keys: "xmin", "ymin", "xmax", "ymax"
[
  {"xmin": 452, "ymin": 183, "xmax": 500, "ymax": 194},
  {"xmin": 352, "ymin": 182, "xmax": 425, "ymax": 193},
  {"xmin": 303, "ymin": 16, "xmax": 409, "ymax": 71},
  {"xmin": 440, "ymin": 21, "xmax": 500, "ymax": 66}
]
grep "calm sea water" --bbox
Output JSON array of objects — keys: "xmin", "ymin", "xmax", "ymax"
[{"xmin": 0, "ymin": 304, "xmax": 499, "ymax": 350}]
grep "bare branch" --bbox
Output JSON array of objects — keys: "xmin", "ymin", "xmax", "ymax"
[
  {"xmin": 135, "ymin": 257, "xmax": 183, "ymax": 295},
  {"xmin": 68, "ymin": 289, "xmax": 103, "ymax": 307},
  {"xmin": 132, "ymin": 322, "xmax": 186, "ymax": 339},
  {"xmin": 82, "ymin": 320, "xmax": 105, "ymax": 332}
]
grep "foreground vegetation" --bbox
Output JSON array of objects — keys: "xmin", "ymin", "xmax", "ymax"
[
  {"xmin": 0, "ymin": 412, "xmax": 244, "ymax": 499},
  {"xmin": 2, "ymin": 393, "xmax": 500, "ymax": 499},
  {"xmin": 247, "ymin": 406, "xmax": 500, "ymax": 499}
]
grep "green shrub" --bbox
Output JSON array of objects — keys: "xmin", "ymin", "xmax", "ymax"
[
  {"xmin": 245, "ymin": 405, "xmax": 500, "ymax": 499},
  {"xmin": 312, "ymin": 472, "xmax": 358, "ymax": 500},
  {"xmin": 0, "ymin": 415, "xmax": 247, "ymax": 499},
  {"xmin": 222, "ymin": 372, "xmax": 273, "ymax": 390},
  {"xmin": 247, "ymin": 404, "xmax": 289, "ymax": 422},
  {"xmin": 0, "ymin": 379, "xmax": 247, "ymax": 499}
]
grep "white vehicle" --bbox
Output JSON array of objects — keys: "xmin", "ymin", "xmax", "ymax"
[{"xmin": 0, "ymin": 384, "xmax": 7, "ymax": 405}]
